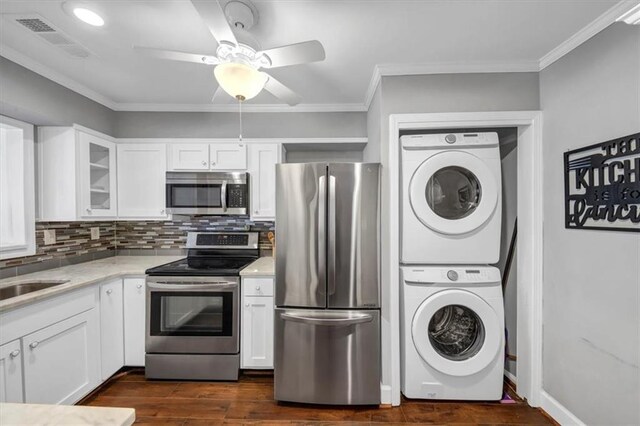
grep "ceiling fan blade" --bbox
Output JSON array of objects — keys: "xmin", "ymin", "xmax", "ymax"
[
  {"xmin": 191, "ymin": 0, "xmax": 238, "ymax": 46},
  {"xmin": 263, "ymin": 73, "xmax": 302, "ymax": 106},
  {"xmin": 211, "ymin": 85, "xmax": 229, "ymax": 103},
  {"xmin": 134, "ymin": 46, "xmax": 218, "ymax": 65},
  {"xmin": 260, "ymin": 40, "xmax": 325, "ymax": 69}
]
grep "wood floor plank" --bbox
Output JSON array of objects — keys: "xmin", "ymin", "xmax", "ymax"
[
  {"xmin": 224, "ymin": 401, "xmax": 374, "ymax": 422},
  {"xmin": 171, "ymin": 382, "xmax": 274, "ymax": 401},
  {"xmin": 134, "ymin": 417, "xmax": 188, "ymax": 425},
  {"xmin": 86, "ymin": 396, "xmax": 229, "ymax": 419},
  {"xmin": 101, "ymin": 381, "xmax": 180, "ymax": 398}
]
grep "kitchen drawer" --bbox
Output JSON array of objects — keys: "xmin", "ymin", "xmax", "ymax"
[{"xmin": 243, "ymin": 278, "xmax": 273, "ymax": 297}]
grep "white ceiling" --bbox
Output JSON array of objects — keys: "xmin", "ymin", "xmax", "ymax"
[{"xmin": 0, "ymin": 0, "xmax": 624, "ymax": 111}]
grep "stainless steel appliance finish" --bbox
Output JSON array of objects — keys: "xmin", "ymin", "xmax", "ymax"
[
  {"xmin": 274, "ymin": 163, "xmax": 381, "ymax": 405},
  {"xmin": 165, "ymin": 171, "xmax": 248, "ymax": 215},
  {"xmin": 0, "ymin": 280, "xmax": 69, "ymax": 301},
  {"xmin": 145, "ymin": 232, "xmax": 258, "ymax": 381},
  {"xmin": 145, "ymin": 276, "xmax": 239, "ymax": 354},
  {"xmin": 275, "ymin": 308, "xmax": 381, "ymax": 405}
]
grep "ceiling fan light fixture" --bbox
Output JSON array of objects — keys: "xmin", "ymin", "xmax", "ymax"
[
  {"xmin": 214, "ymin": 62, "xmax": 267, "ymax": 100},
  {"xmin": 72, "ymin": 7, "xmax": 104, "ymax": 26}
]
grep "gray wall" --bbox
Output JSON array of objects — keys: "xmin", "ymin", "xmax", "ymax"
[
  {"xmin": 0, "ymin": 56, "xmax": 115, "ymax": 135},
  {"xmin": 540, "ymin": 23, "xmax": 640, "ymax": 425},
  {"xmin": 113, "ymin": 111, "xmax": 366, "ymax": 139}
]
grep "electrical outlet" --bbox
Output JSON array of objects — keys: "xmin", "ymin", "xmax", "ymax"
[
  {"xmin": 91, "ymin": 227, "xmax": 100, "ymax": 240},
  {"xmin": 44, "ymin": 229, "xmax": 56, "ymax": 245}
]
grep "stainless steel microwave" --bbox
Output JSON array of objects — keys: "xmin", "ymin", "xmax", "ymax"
[{"xmin": 165, "ymin": 172, "xmax": 248, "ymax": 215}]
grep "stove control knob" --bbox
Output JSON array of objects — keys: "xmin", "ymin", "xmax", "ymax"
[{"xmin": 447, "ymin": 270, "xmax": 459, "ymax": 281}]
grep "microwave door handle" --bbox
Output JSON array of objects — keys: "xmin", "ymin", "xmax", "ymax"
[{"xmin": 221, "ymin": 180, "xmax": 228, "ymax": 212}]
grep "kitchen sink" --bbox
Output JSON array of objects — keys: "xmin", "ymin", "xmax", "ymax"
[{"xmin": 0, "ymin": 280, "xmax": 70, "ymax": 301}]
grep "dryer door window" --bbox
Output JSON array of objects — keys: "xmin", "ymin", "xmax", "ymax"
[
  {"xmin": 409, "ymin": 151, "xmax": 499, "ymax": 235},
  {"xmin": 426, "ymin": 167, "xmax": 481, "ymax": 220},
  {"xmin": 412, "ymin": 289, "xmax": 501, "ymax": 377}
]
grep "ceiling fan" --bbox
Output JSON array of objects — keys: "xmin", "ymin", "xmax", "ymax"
[{"xmin": 134, "ymin": 0, "xmax": 326, "ymax": 106}]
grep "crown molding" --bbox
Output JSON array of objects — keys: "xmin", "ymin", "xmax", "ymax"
[
  {"xmin": 0, "ymin": 44, "xmax": 118, "ymax": 110},
  {"xmin": 539, "ymin": 0, "xmax": 639, "ymax": 70},
  {"xmin": 112, "ymin": 102, "xmax": 367, "ymax": 113},
  {"xmin": 362, "ymin": 60, "xmax": 540, "ymax": 109}
]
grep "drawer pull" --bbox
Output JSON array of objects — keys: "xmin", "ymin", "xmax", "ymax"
[{"xmin": 255, "ymin": 285, "xmax": 261, "ymax": 291}]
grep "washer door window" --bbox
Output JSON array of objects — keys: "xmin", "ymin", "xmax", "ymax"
[
  {"xmin": 412, "ymin": 289, "xmax": 501, "ymax": 376},
  {"xmin": 410, "ymin": 151, "xmax": 498, "ymax": 235}
]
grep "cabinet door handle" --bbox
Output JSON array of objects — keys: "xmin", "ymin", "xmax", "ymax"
[
  {"xmin": 256, "ymin": 285, "xmax": 261, "ymax": 291},
  {"xmin": 86, "ymin": 208, "xmax": 92, "ymax": 213},
  {"xmin": 136, "ymin": 284, "xmax": 143, "ymax": 289},
  {"xmin": 245, "ymin": 303, "xmax": 250, "ymax": 307},
  {"xmin": 201, "ymin": 160, "xmax": 207, "ymax": 166},
  {"xmin": 160, "ymin": 209, "xmax": 165, "ymax": 215},
  {"xmin": 29, "ymin": 341, "xmax": 39, "ymax": 350},
  {"xmin": 9, "ymin": 349, "xmax": 20, "ymax": 358},
  {"xmin": 106, "ymin": 289, "xmax": 113, "ymax": 295},
  {"xmin": 211, "ymin": 161, "xmax": 216, "ymax": 166}
]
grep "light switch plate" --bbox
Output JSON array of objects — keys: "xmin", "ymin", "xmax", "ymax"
[
  {"xmin": 90, "ymin": 227, "xmax": 100, "ymax": 240},
  {"xmin": 44, "ymin": 229, "xmax": 56, "ymax": 245}
]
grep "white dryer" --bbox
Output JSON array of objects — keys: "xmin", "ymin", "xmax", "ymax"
[
  {"xmin": 401, "ymin": 266, "xmax": 504, "ymax": 400},
  {"xmin": 401, "ymin": 132, "xmax": 502, "ymax": 264}
]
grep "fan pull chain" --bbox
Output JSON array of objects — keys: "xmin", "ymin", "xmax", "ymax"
[{"xmin": 238, "ymin": 97, "xmax": 243, "ymax": 142}]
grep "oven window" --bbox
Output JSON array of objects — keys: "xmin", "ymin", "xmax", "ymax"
[
  {"xmin": 167, "ymin": 184, "xmax": 222, "ymax": 208},
  {"xmin": 150, "ymin": 292, "xmax": 233, "ymax": 336}
]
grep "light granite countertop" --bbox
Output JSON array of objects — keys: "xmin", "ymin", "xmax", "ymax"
[
  {"xmin": 0, "ymin": 256, "xmax": 181, "ymax": 313},
  {"xmin": 240, "ymin": 256, "xmax": 275, "ymax": 276},
  {"xmin": 0, "ymin": 403, "xmax": 135, "ymax": 426}
]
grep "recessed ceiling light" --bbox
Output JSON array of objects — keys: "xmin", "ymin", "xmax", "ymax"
[{"xmin": 73, "ymin": 7, "xmax": 104, "ymax": 26}]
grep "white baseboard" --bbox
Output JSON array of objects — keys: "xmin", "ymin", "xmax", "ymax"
[
  {"xmin": 380, "ymin": 383, "xmax": 392, "ymax": 405},
  {"xmin": 504, "ymin": 369, "xmax": 517, "ymax": 384},
  {"xmin": 540, "ymin": 390, "xmax": 585, "ymax": 426}
]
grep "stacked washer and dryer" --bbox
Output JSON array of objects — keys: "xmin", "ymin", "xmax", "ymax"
[{"xmin": 400, "ymin": 132, "xmax": 505, "ymax": 401}]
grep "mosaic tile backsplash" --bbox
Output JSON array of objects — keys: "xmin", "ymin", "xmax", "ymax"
[{"xmin": 0, "ymin": 217, "xmax": 274, "ymax": 277}]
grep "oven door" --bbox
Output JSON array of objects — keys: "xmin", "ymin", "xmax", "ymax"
[{"xmin": 145, "ymin": 277, "xmax": 239, "ymax": 354}]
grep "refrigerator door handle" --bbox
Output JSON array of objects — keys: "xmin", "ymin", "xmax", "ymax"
[
  {"xmin": 281, "ymin": 312, "xmax": 373, "ymax": 326},
  {"xmin": 327, "ymin": 175, "xmax": 337, "ymax": 296},
  {"xmin": 318, "ymin": 175, "xmax": 326, "ymax": 294}
]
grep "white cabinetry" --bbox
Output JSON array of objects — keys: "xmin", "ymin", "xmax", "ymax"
[
  {"xmin": 168, "ymin": 143, "xmax": 246, "ymax": 171},
  {"xmin": 99, "ymin": 279, "xmax": 124, "ymax": 380},
  {"xmin": 117, "ymin": 144, "xmax": 168, "ymax": 219},
  {"xmin": 241, "ymin": 277, "xmax": 274, "ymax": 369},
  {"xmin": 248, "ymin": 144, "xmax": 280, "ymax": 220},
  {"xmin": 38, "ymin": 125, "xmax": 117, "ymax": 220},
  {"xmin": 0, "ymin": 339, "xmax": 23, "ymax": 403},
  {"xmin": 123, "ymin": 278, "xmax": 146, "ymax": 367},
  {"xmin": 23, "ymin": 310, "xmax": 100, "ymax": 404}
]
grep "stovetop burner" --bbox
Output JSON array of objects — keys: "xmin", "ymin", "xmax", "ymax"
[{"xmin": 145, "ymin": 232, "xmax": 260, "ymax": 277}]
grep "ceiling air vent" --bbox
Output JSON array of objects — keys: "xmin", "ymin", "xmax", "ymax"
[{"xmin": 8, "ymin": 14, "xmax": 92, "ymax": 59}]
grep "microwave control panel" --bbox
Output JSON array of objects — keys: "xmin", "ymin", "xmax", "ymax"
[{"xmin": 227, "ymin": 184, "xmax": 247, "ymax": 207}]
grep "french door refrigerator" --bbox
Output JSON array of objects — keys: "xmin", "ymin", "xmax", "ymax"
[{"xmin": 274, "ymin": 162, "xmax": 381, "ymax": 405}]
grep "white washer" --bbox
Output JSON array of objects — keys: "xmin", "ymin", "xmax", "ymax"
[
  {"xmin": 401, "ymin": 265, "xmax": 504, "ymax": 400},
  {"xmin": 401, "ymin": 132, "xmax": 502, "ymax": 264}
]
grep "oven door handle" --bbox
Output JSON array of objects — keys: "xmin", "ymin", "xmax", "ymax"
[{"xmin": 146, "ymin": 282, "xmax": 238, "ymax": 291}]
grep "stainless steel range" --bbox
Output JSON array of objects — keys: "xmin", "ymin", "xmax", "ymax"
[{"xmin": 144, "ymin": 232, "xmax": 259, "ymax": 381}]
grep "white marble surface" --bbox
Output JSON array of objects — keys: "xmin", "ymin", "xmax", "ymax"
[
  {"xmin": 0, "ymin": 403, "xmax": 135, "ymax": 426},
  {"xmin": 240, "ymin": 256, "xmax": 275, "ymax": 276},
  {"xmin": 0, "ymin": 256, "xmax": 181, "ymax": 313}
]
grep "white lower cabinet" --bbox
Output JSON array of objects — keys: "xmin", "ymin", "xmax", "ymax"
[
  {"xmin": 123, "ymin": 278, "xmax": 146, "ymax": 366},
  {"xmin": 23, "ymin": 309, "xmax": 100, "ymax": 404},
  {"xmin": 241, "ymin": 277, "xmax": 274, "ymax": 369},
  {"xmin": 100, "ymin": 279, "xmax": 124, "ymax": 380},
  {"xmin": 0, "ymin": 339, "xmax": 24, "ymax": 403}
]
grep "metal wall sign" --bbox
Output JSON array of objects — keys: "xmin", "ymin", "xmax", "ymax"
[{"xmin": 564, "ymin": 132, "xmax": 639, "ymax": 232}]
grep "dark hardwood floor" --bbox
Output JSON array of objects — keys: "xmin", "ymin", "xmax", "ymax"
[{"xmin": 80, "ymin": 369, "xmax": 554, "ymax": 425}]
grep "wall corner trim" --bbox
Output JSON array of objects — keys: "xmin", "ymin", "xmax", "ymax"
[{"xmin": 540, "ymin": 390, "xmax": 587, "ymax": 426}]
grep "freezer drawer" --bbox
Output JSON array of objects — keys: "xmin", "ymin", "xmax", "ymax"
[{"xmin": 274, "ymin": 308, "xmax": 380, "ymax": 405}]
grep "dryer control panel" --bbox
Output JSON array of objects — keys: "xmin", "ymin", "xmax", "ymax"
[{"xmin": 402, "ymin": 266, "xmax": 501, "ymax": 285}]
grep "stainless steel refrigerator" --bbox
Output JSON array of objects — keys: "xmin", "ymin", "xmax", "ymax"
[{"xmin": 274, "ymin": 162, "xmax": 381, "ymax": 405}]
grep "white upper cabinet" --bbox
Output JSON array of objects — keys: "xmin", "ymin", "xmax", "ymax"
[
  {"xmin": 117, "ymin": 144, "xmax": 168, "ymax": 219},
  {"xmin": 248, "ymin": 144, "xmax": 280, "ymax": 220},
  {"xmin": 168, "ymin": 144, "xmax": 209, "ymax": 170},
  {"xmin": 210, "ymin": 143, "xmax": 247, "ymax": 170},
  {"xmin": 168, "ymin": 143, "xmax": 247, "ymax": 171},
  {"xmin": 38, "ymin": 125, "xmax": 117, "ymax": 221}
]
